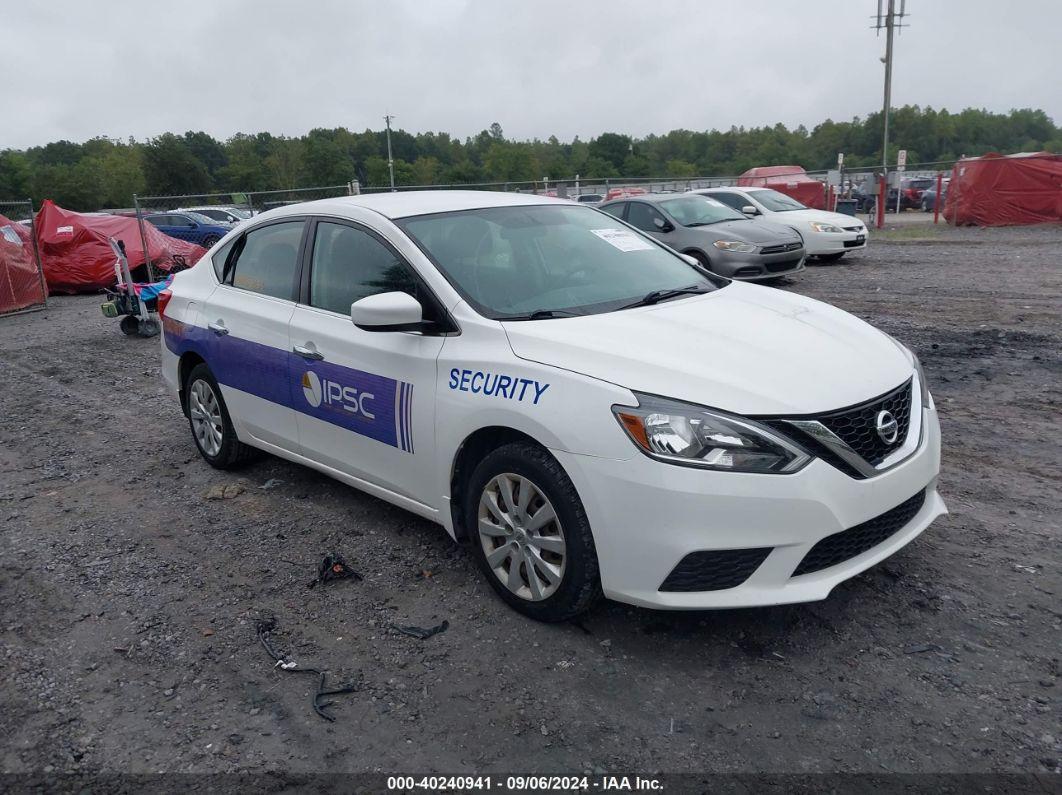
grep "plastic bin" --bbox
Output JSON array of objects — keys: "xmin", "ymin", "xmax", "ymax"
[{"xmin": 834, "ymin": 199, "xmax": 859, "ymax": 216}]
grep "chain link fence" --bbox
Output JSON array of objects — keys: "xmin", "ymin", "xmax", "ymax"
[
  {"xmin": 0, "ymin": 199, "xmax": 47, "ymax": 316},
  {"xmin": 131, "ymin": 185, "xmax": 355, "ymax": 280}
]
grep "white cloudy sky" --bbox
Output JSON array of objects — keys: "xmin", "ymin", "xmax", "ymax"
[{"xmin": 1, "ymin": 0, "xmax": 1058, "ymax": 149}]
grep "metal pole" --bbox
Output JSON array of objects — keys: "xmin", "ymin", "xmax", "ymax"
[
  {"xmin": 27, "ymin": 198, "xmax": 48, "ymax": 307},
  {"xmin": 384, "ymin": 114, "xmax": 396, "ymax": 191},
  {"xmin": 133, "ymin": 194, "xmax": 156, "ymax": 282},
  {"xmin": 933, "ymin": 171, "xmax": 943, "ymax": 224}
]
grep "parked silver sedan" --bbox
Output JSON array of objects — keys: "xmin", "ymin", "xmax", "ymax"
[{"xmin": 599, "ymin": 194, "xmax": 806, "ymax": 281}]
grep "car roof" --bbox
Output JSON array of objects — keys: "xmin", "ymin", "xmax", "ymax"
[
  {"xmin": 602, "ymin": 193, "xmax": 697, "ymax": 205},
  {"xmin": 263, "ymin": 190, "xmax": 570, "ymax": 221}
]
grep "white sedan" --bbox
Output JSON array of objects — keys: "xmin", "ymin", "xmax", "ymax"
[
  {"xmin": 159, "ymin": 191, "xmax": 943, "ymax": 621},
  {"xmin": 692, "ymin": 187, "xmax": 868, "ymax": 261}
]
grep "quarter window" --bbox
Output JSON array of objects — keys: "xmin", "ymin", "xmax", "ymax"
[
  {"xmin": 309, "ymin": 221, "xmax": 418, "ymax": 315},
  {"xmin": 228, "ymin": 221, "xmax": 303, "ymax": 300}
]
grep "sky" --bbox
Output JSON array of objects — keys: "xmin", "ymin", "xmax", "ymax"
[{"xmin": 1, "ymin": 0, "xmax": 1058, "ymax": 149}]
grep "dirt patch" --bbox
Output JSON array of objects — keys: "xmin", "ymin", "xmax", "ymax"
[{"xmin": 1, "ymin": 224, "xmax": 1059, "ymax": 776}]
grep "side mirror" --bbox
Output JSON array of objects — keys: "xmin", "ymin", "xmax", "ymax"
[
  {"xmin": 351, "ymin": 291, "xmax": 426, "ymax": 332},
  {"xmin": 653, "ymin": 217, "xmax": 674, "ymax": 232},
  {"xmin": 741, "ymin": 205, "xmax": 758, "ymax": 216}
]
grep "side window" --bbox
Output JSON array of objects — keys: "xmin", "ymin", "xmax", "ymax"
[
  {"xmin": 211, "ymin": 237, "xmax": 237, "ymax": 281},
  {"xmin": 626, "ymin": 202, "xmax": 665, "ymax": 232},
  {"xmin": 711, "ymin": 192, "xmax": 746, "ymax": 211},
  {"xmin": 228, "ymin": 221, "xmax": 303, "ymax": 300},
  {"xmin": 170, "ymin": 215, "xmax": 191, "ymax": 227},
  {"xmin": 309, "ymin": 221, "xmax": 418, "ymax": 315},
  {"xmin": 600, "ymin": 202, "xmax": 626, "ymax": 220}
]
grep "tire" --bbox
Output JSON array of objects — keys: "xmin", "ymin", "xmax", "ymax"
[
  {"xmin": 818, "ymin": 252, "xmax": 846, "ymax": 263},
  {"xmin": 119, "ymin": 315, "xmax": 139, "ymax": 336},
  {"xmin": 201, "ymin": 235, "xmax": 221, "ymax": 249},
  {"xmin": 464, "ymin": 441, "xmax": 602, "ymax": 622},
  {"xmin": 184, "ymin": 363, "xmax": 259, "ymax": 469}
]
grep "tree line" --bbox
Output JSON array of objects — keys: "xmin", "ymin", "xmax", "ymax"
[{"xmin": 1, "ymin": 106, "xmax": 1057, "ymax": 211}]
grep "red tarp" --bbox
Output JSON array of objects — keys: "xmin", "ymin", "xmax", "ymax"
[
  {"xmin": 0, "ymin": 214, "xmax": 46, "ymax": 314},
  {"xmin": 737, "ymin": 165, "xmax": 826, "ymax": 210},
  {"xmin": 945, "ymin": 152, "xmax": 1062, "ymax": 227},
  {"xmin": 34, "ymin": 200, "xmax": 206, "ymax": 294}
]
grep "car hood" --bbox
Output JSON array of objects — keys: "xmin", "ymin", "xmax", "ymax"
[
  {"xmin": 689, "ymin": 218, "xmax": 802, "ymax": 244},
  {"xmin": 503, "ymin": 282, "xmax": 911, "ymax": 415},
  {"xmin": 767, "ymin": 209, "xmax": 865, "ymax": 228}
]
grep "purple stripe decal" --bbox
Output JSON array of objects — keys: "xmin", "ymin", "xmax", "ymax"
[{"xmin": 165, "ymin": 317, "xmax": 414, "ymax": 453}]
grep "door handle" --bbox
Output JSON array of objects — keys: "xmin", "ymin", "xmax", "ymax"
[
  {"xmin": 208, "ymin": 321, "xmax": 229, "ymax": 336},
  {"xmin": 293, "ymin": 344, "xmax": 324, "ymax": 361}
]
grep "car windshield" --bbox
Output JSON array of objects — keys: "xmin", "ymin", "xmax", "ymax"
[
  {"xmin": 661, "ymin": 196, "xmax": 744, "ymax": 226},
  {"xmin": 227, "ymin": 207, "xmax": 252, "ymax": 219},
  {"xmin": 398, "ymin": 204, "xmax": 721, "ymax": 320},
  {"xmin": 185, "ymin": 212, "xmax": 216, "ymax": 225},
  {"xmin": 750, "ymin": 189, "xmax": 807, "ymax": 212}
]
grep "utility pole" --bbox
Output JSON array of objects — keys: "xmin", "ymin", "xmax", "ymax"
[
  {"xmin": 384, "ymin": 114, "xmax": 396, "ymax": 191},
  {"xmin": 873, "ymin": 0, "xmax": 908, "ymax": 228}
]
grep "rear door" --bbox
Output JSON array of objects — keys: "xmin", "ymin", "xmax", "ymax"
[
  {"xmin": 287, "ymin": 216, "xmax": 447, "ymax": 504},
  {"xmin": 199, "ymin": 217, "xmax": 307, "ymax": 452}
]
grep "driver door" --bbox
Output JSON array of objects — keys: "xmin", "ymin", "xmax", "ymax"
[{"xmin": 287, "ymin": 218, "xmax": 446, "ymax": 506}]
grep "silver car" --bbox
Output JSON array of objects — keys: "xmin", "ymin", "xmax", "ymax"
[{"xmin": 599, "ymin": 194, "xmax": 806, "ymax": 281}]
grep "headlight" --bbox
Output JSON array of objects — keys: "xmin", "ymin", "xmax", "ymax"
[
  {"xmin": 810, "ymin": 222, "xmax": 844, "ymax": 233},
  {"xmin": 713, "ymin": 240, "xmax": 757, "ymax": 253},
  {"xmin": 613, "ymin": 393, "xmax": 811, "ymax": 474}
]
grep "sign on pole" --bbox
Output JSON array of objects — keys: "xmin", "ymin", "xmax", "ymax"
[
  {"xmin": 897, "ymin": 149, "xmax": 907, "ymax": 172},
  {"xmin": 837, "ymin": 152, "xmax": 844, "ymax": 168}
]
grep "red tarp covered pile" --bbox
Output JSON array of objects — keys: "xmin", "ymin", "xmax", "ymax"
[
  {"xmin": 34, "ymin": 200, "xmax": 206, "ymax": 294},
  {"xmin": 0, "ymin": 214, "xmax": 46, "ymax": 314},
  {"xmin": 737, "ymin": 165, "xmax": 826, "ymax": 210},
  {"xmin": 945, "ymin": 152, "xmax": 1062, "ymax": 227}
]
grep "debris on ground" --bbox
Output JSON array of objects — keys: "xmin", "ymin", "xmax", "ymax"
[
  {"xmin": 308, "ymin": 552, "xmax": 362, "ymax": 589},
  {"xmin": 254, "ymin": 614, "xmax": 358, "ymax": 722},
  {"xmin": 390, "ymin": 620, "xmax": 449, "ymax": 640},
  {"xmin": 204, "ymin": 483, "xmax": 244, "ymax": 500}
]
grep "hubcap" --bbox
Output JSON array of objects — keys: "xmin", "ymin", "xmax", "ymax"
[
  {"xmin": 189, "ymin": 379, "xmax": 224, "ymax": 457},
  {"xmin": 477, "ymin": 473, "xmax": 566, "ymax": 602}
]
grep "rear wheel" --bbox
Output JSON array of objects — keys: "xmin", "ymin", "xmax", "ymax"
[
  {"xmin": 185, "ymin": 363, "xmax": 258, "ymax": 469},
  {"xmin": 818, "ymin": 252, "xmax": 846, "ymax": 263},
  {"xmin": 465, "ymin": 441, "xmax": 601, "ymax": 622}
]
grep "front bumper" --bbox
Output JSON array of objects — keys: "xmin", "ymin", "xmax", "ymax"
[
  {"xmin": 554, "ymin": 404, "xmax": 944, "ymax": 610},
  {"xmin": 712, "ymin": 248, "xmax": 807, "ymax": 281},
  {"xmin": 805, "ymin": 228, "xmax": 868, "ymax": 256}
]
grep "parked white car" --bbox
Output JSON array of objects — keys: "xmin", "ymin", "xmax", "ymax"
[
  {"xmin": 159, "ymin": 191, "xmax": 943, "ymax": 621},
  {"xmin": 692, "ymin": 187, "xmax": 868, "ymax": 261}
]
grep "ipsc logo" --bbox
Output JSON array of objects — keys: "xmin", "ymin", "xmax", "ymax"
[
  {"xmin": 301, "ymin": 371, "xmax": 375, "ymax": 419},
  {"xmin": 302, "ymin": 371, "xmax": 323, "ymax": 407}
]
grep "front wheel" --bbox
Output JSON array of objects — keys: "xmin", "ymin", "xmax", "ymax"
[
  {"xmin": 185, "ymin": 363, "xmax": 258, "ymax": 469},
  {"xmin": 201, "ymin": 235, "xmax": 221, "ymax": 249},
  {"xmin": 818, "ymin": 252, "xmax": 846, "ymax": 263},
  {"xmin": 465, "ymin": 441, "xmax": 601, "ymax": 622}
]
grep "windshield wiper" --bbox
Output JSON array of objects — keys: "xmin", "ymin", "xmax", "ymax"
[
  {"xmin": 502, "ymin": 308, "xmax": 584, "ymax": 321},
  {"xmin": 620, "ymin": 285, "xmax": 709, "ymax": 310},
  {"xmin": 685, "ymin": 219, "xmax": 731, "ymax": 227}
]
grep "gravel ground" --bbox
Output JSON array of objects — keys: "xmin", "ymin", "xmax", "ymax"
[{"xmin": 0, "ymin": 223, "xmax": 1058, "ymax": 778}]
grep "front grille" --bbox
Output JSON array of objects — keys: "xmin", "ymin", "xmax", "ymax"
[
  {"xmin": 765, "ymin": 258, "xmax": 802, "ymax": 273},
  {"xmin": 660, "ymin": 547, "xmax": 772, "ymax": 592},
  {"xmin": 761, "ymin": 242, "xmax": 803, "ymax": 254},
  {"xmin": 793, "ymin": 490, "xmax": 926, "ymax": 576},
  {"xmin": 843, "ymin": 238, "xmax": 866, "ymax": 248},
  {"xmin": 733, "ymin": 266, "xmax": 762, "ymax": 278},
  {"xmin": 817, "ymin": 380, "xmax": 913, "ymax": 466},
  {"xmin": 843, "ymin": 225, "xmax": 863, "ymax": 232}
]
